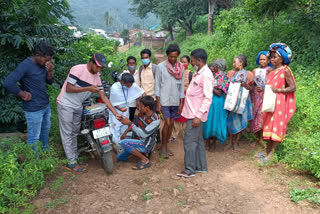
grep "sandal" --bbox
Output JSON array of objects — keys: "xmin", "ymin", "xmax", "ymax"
[
  {"xmin": 78, "ymin": 161, "xmax": 88, "ymax": 167},
  {"xmin": 65, "ymin": 163, "xmax": 87, "ymax": 174},
  {"xmin": 254, "ymin": 152, "xmax": 265, "ymax": 159},
  {"xmin": 258, "ymin": 158, "xmax": 269, "ymax": 164},
  {"xmin": 132, "ymin": 161, "xmax": 152, "ymax": 170},
  {"xmin": 159, "ymin": 151, "xmax": 169, "ymax": 159},
  {"xmin": 169, "ymin": 137, "xmax": 176, "ymax": 142}
]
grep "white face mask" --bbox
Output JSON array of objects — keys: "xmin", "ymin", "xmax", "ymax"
[{"xmin": 193, "ymin": 65, "xmax": 199, "ymax": 71}]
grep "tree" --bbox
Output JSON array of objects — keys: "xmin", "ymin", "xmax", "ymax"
[
  {"xmin": 130, "ymin": 0, "xmax": 208, "ymax": 36},
  {"xmin": 0, "ymin": 0, "xmax": 73, "ymax": 131},
  {"xmin": 120, "ymin": 29, "xmax": 130, "ymax": 44},
  {"xmin": 104, "ymin": 11, "xmax": 113, "ymax": 27},
  {"xmin": 208, "ymin": 0, "xmax": 231, "ymax": 35},
  {"xmin": 133, "ymin": 23, "xmax": 141, "ymax": 29}
]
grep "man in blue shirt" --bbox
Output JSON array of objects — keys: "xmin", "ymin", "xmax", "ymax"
[{"xmin": 3, "ymin": 42, "xmax": 55, "ymax": 151}]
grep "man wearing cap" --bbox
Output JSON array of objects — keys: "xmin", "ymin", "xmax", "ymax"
[{"xmin": 57, "ymin": 53, "xmax": 121, "ymax": 173}]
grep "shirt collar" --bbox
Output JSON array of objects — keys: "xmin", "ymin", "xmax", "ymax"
[{"xmin": 194, "ymin": 64, "xmax": 208, "ymax": 76}]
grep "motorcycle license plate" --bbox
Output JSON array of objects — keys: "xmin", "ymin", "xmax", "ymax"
[{"xmin": 92, "ymin": 127, "xmax": 111, "ymax": 139}]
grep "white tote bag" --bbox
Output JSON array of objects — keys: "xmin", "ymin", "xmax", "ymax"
[
  {"xmin": 224, "ymin": 82, "xmax": 241, "ymax": 111},
  {"xmin": 235, "ymin": 88, "xmax": 250, "ymax": 114},
  {"xmin": 262, "ymin": 85, "xmax": 276, "ymax": 112}
]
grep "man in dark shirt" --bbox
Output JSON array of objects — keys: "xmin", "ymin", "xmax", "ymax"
[{"xmin": 3, "ymin": 42, "xmax": 55, "ymax": 151}]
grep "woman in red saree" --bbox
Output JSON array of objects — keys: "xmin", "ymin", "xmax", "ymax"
[{"xmin": 261, "ymin": 43, "xmax": 296, "ymax": 162}]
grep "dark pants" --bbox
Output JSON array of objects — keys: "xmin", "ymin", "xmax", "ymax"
[
  {"xmin": 129, "ymin": 107, "xmax": 137, "ymax": 121},
  {"xmin": 183, "ymin": 119, "xmax": 207, "ymax": 174}
]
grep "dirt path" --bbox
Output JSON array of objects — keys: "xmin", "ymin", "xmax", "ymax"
[
  {"xmin": 34, "ymin": 138, "xmax": 317, "ymax": 214},
  {"xmin": 33, "ymin": 54, "xmax": 318, "ymax": 213}
]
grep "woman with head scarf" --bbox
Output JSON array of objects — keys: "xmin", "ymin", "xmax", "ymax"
[
  {"xmin": 203, "ymin": 59, "xmax": 230, "ymax": 152},
  {"xmin": 259, "ymin": 43, "xmax": 296, "ymax": 162},
  {"xmin": 250, "ymin": 51, "xmax": 272, "ymax": 148},
  {"xmin": 225, "ymin": 55, "xmax": 253, "ymax": 152}
]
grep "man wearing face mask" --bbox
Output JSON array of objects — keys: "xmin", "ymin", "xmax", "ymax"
[
  {"xmin": 121, "ymin": 56, "xmax": 140, "ymax": 121},
  {"xmin": 176, "ymin": 48, "xmax": 214, "ymax": 178},
  {"xmin": 136, "ymin": 49, "xmax": 157, "ymax": 98},
  {"xmin": 57, "ymin": 53, "xmax": 121, "ymax": 173},
  {"xmin": 109, "ymin": 73, "xmax": 144, "ymax": 148}
]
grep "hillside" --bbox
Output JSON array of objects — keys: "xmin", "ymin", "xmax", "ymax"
[{"xmin": 67, "ymin": 0, "xmax": 159, "ymax": 32}]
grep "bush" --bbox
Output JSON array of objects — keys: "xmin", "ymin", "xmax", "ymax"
[
  {"xmin": 0, "ymin": 139, "xmax": 61, "ymax": 213},
  {"xmin": 177, "ymin": 6, "xmax": 320, "ymax": 178}
]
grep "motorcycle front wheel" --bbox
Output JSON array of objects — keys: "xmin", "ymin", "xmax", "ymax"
[{"xmin": 101, "ymin": 151, "xmax": 114, "ymax": 175}]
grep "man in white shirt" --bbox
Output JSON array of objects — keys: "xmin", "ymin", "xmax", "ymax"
[{"xmin": 121, "ymin": 56, "xmax": 139, "ymax": 121}]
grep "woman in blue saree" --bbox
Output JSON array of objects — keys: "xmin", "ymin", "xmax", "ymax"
[{"xmin": 203, "ymin": 59, "xmax": 230, "ymax": 152}]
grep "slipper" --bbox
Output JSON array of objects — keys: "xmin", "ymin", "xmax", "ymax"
[
  {"xmin": 132, "ymin": 161, "xmax": 152, "ymax": 170},
  {"xmin": 258, "ymin": 158, "xmax": 269, "ymax": 164},
  {"xmin": 254, "ymin": 152, "xmax": 265, "ymax": 159},
  {"xmin": 167, "ymin": 149, "xmax": 174, "ymax": 156},
  {"xmin": 169, "ymin": 137, "xmax": 176, "ymax": 142},
  {"xmin": 78, "ymin": 161, "xmax": 88, "ymax": 167},
  {"xmin": 65, "ymin": 163, "xmax": 87, "ymax": 174},
  {"xmin": 159, "ymin": 151, "xmax": 169, "ymax": 159}
]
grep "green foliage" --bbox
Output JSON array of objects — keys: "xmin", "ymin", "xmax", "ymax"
[
  {"xmin": 0, "ymin": 0, "xmax": 74, "ymax": 132},
  {"xmin": 0, "ymin": 138, "xmax": 61, "ymax": 213},
  {"xmin": 177, "ymin": 4, "xmax": 320, "ymax": 178},
  {"xmin": 142, "ymin": 189, "xmax": 153, "ymax": 200},
  {"xmin": 290, "ymin": 185, "xmax": 320, "ymax": 205}
]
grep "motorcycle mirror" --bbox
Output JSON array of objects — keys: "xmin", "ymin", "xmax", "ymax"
[{"xmin": 108, "ymin": 61, "xmax": 113, "ymax": 68}]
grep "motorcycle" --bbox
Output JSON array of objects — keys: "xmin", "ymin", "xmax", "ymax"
[{"xmin": 78, "ymin": 61, "xmax": 125, "ymax": 175}]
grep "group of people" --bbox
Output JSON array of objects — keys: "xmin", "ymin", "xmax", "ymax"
[{"xmin": 3, "ymin": 41, "xmax": 296, "ymax": 177}]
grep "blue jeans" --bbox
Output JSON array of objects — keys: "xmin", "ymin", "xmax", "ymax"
[
  {"xmin": 24, "ymin": 105, "xmax": 51, "ymax": 151},
  {"xmin": 116, "ymin": 139, "xmax": 149, "ymax": 161}
]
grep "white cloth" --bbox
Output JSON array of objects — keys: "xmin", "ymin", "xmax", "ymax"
[
  {"xmin": 121, "ymin": 70, "xmax": 140, "ymax": 107},
  {"xmin": 262, "ymin": 85, "xmax": 276, "ymax": 112},
  {"xmin": 109, "ymin": 81, "xmax": 144, "ymax": 144}
]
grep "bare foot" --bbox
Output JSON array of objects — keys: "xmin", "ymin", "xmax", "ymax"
[
  {"xmin": 257, "ymin": 140, "xmax": 266, "ymax": 149},
  {"xmin": 208, "ymin": 142, "xmax": 216, "ymax": 152},
  {"xmin": 224, "ymin": 143, "xmax": 232, "ymax": 151}
]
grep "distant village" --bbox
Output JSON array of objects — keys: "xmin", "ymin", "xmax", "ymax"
[{"xmin": 68, "ymin": 25, "xmax": 170, "ymax": 47}]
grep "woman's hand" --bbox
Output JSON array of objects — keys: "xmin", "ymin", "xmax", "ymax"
[
  {"xmin": 257, "ymin": 86, "xmax": 264, "ymax": 92},
  {"xmin": 271, "ymin": 86, "xmax": 281, "ymax": 93}
]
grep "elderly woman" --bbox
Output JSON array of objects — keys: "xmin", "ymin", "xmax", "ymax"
[
  {"xmin": 203, "ymin": 59, "xmax": 230, "ymax": 152},
  {"xmin": 260, "ymin": 43, "xmax": 296, "ymax": 162},
  {"xmin": 225, "ymin": 55, "xmax": 253, "ymax": 152},
  {"xmin": 251, "ymin": 51, "xmax": 272, "ymax": 148}
]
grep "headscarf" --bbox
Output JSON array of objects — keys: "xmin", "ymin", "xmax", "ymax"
[
  {"xmin": 267, "ymin": 43, "xmax": 292, "ymax": 65},
  {"xmin": 256, "ymin": 51, "xmax": 268, "ymax": 65},
  {"xmin": 212, "ymin": 59, "xmax": 229, "ymax": 94}
]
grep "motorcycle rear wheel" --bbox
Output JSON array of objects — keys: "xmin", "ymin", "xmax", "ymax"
[{"xmin": 101, "ymin": 151, "xmax": 114, "ymax": 174}]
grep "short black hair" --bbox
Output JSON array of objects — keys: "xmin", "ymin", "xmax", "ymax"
[
  {"xmin": 190, "ymin": 48, "xmax": 207, "ymax": 63},
  {"xmin": 127, "ymin": 56, "xmax": 136, "ymax": 63},
  {"xmin": 140, "ymin": 49, "xmax": 152, "ymax": 57},
  {"xmin": 235, "ymin": 54, "xmax": 248, "ymax": 68},
  {"xmin": 166, "ymin": 44, "xmax": 181, "ymax": 56},
  {"xmin": 121, "ymin": 73, "xmax": 135, "ymax": 84},
  {"xmin": 181, "ymin": 55, "xmax": 190, "ymax": 63},
  {"xmin": 34, "ymin": 42, "xmax": 54, "ymax": 56},
  {"xmin": 140, "ymin": 96, "xmax": 155, "ymax": 110}
]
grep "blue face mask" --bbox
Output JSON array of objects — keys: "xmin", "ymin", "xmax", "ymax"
[
  {"xmin": 141, "ymin": 59, "xmax": 150, "ymax": 65},
  {"xmin": 128, "ymin": 65, "xmax": 136, "ymax": 71},
  {"xmin": 122, "ymin": 85, "xmax": 129, "ymax": 90}
]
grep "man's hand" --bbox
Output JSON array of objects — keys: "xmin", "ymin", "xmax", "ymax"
[
  {"xmin": 156, "ymin": 102, "xmax": 161, "ymax": 114},
  {"xmin": 257, "ymin": 86, "xmax": 264, "ymax": 92},
  {"xmin": 119, "ymin": 107, "xmax": 127, "ymax": 112},
  {"xmin": 88, "ymin": 85, "xmax": 99, "ymax": 93},
  {"xmin": 177, "ymin": 104, "xmax": 183, "ymax": 115},
  {"xmin": 120, "ymin": 133, "xmax": 127, "ymax": 140},
  {"xmin": 115, "ymin": 113, "xmax": 122, "ymax": 120},
  {"xmin": 45, "ymin": 61, "xmax": 54, "ymax": 72},
  {"xmin": 18, "ymin": 91, "xmax": 32, "ymax": 101},
  {"xmin": 192, "ymin": 117, "xmax": 201, "ymax": 128},
  {"xmin": 120, "ymin": 116, "xmax": 131, "ymax": 125}
]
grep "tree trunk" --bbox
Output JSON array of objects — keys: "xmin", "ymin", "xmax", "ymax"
[
  {"xmin": 208, "ymin": 0, "xmax": 216, "ymax": 35},
  {"xmin": 169, "ymin": 26, "xmax": 174, "ymax": 41},
  {"xmin": 186, "ymin": 24, "xmax": 193, "ymax": 36}
]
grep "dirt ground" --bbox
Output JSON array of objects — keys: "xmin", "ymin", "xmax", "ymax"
[{"xmin": 34, "ymin": 137, "xmax": 319, "ymax": 214}]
